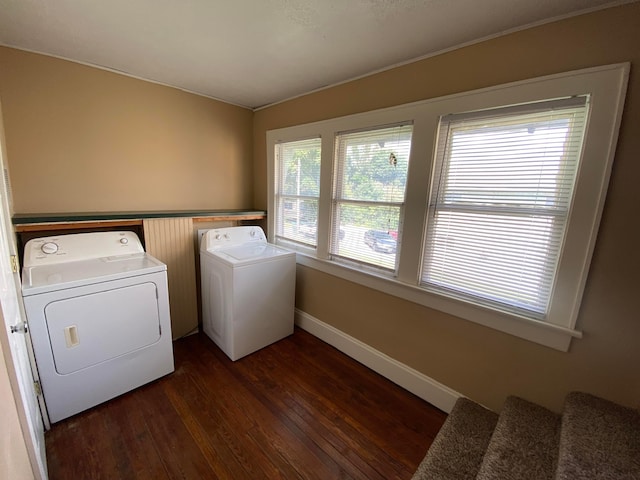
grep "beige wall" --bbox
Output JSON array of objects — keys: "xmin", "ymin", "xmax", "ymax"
[
  {"xmin": 0, "ymin": 47, "xmax": 254, "ymax": 213},
  {"xmin": 254, "ymin": 3, "xmax": 640, "ymax": 412}
]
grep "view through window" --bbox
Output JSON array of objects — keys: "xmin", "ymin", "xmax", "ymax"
[
  {"xmin": 422, "ymin": 98, "xmax": 588, "ymax": 318},
  {"xmin": 275, "ymin": 138, "xmax": 321, "ymax": 246},
  {"xmin": 331, "ymin": 124, "xmax": 413, "ymax": 270}
]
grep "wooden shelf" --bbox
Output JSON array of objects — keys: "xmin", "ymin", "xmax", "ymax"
[
  {"xmin": 14, "ymin": 219, "xmax": 143, "ymax": 232},
  {"xmin": 12, "ymin": 210, "xmax": 266, "ymax": 231}
]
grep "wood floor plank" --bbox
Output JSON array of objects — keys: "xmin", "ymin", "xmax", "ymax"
[
  {"xmin": 254, "ymin": 342, "xmax": 410, "ymax": 479},
  {"xmin": 44, "ymin": 414, "xmax": 105, "ymax": 479},
  {"xmin": 235, "ymin": 342, "xmax": 395, "ymax": 479},
  {"xmin": 101, "ymin": 392, "xmax": 170, "ymax": 479},
  {"xmin": 162, "ymin": 361, "xmax": 276, "ymax": 479},
  {"xmin": 187, "ymin": 335, "xmax": 340, "ymax": 480},
  {"xmin": 171, "ymin": 341, "xmax": 304, "ymax": 479},
  {"xmin": 134, "ymin": 378, "xmax": 219, "ymax": 479},
  {"xmin": 281, "ymin": 338, "xmax": 422, "ymax": 477},
  {"xmin": 45, "ymin": 328, "xmax": 446, "ymax": 480},
  {"xmin": 267, "ymin": 333, "xmax": 437, "ymax": 475},
  {"xmin": 280, "ymin": 331, "xmax": 443, "ymax": 469},
  {"xmin": 225, "ymin": 350, "xmax": 366, "ymax": 479},
  {"xmin": 173, "ymin": 357, "xmax": 304, "ymax": 479}
]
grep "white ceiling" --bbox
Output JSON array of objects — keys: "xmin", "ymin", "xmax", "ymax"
[{"xmin": 0, "ymin": 0, "xmax": 630, "ymax": 109}]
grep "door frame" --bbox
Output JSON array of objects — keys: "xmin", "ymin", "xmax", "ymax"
[{"xmin": 0, "ymin": 100, "xmax": 47, "ymax": 479}]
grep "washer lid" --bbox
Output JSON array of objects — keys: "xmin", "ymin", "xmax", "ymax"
[
  {"xmin": 21, "ymin": 253, "xmax": 166, "ymax": 296},
  {"xmin": 208, "ymin": 243, "xmax": 294, "ymax": 266}
]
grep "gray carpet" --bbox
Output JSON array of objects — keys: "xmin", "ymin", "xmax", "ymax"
[
  {"xmin": 413, "ymin": 392, "xmax": 639, "ymax": 480},
  {"xmin": 476, "ymin": 396, "xmax": 560, "ymax": 480},
  {"xmin": 412, "ymin": 397, "xmax": 497, "ymax": 480},
  {"xmin": 556, "ymin": 392, "xmax": 640, "ymax": 480}
]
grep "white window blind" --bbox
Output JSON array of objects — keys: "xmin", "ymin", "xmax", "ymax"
[
  {"xmin": 331, "ymin": 124, "xmax": 412, "ymax": 271},
  {"xmin": 421, "ymin": 97, "xmax": 589, "ymax": 319},
  {"xmin": 275, "ymin": 138, "xmax": 321, "ymax": 246}
]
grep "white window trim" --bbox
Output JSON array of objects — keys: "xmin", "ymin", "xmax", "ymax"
[
  {"xmin": 274, "ymin": 137, "xmax": 322, "ymax": 248},
  {"xmin": 330, "ymin": 123, "xmax": 413, "ymax": 271},
  {"xmin": 266, "ymin": 63, "xmax": 629, "ymax": 352}
]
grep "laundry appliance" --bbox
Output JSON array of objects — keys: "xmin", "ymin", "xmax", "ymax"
[
  {"xmin": 200, "ymin": 226, "xmax": 295, "ymax": 361},
  {"xmin": 21, "ymin": 231, "xmax": 174, "ymax": 423}
]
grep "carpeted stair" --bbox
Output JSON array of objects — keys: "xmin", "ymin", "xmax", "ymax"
[
  {"xmin": 556, "ymin": 392, "xmax": 640, "ymax": 480},
  {"xmin": 412, "ymin": 392, "xmax": 640, "ymax": 480},
  {"xmin": 412, "ymin": 398, "xmax": 498, "ymax": 480}
]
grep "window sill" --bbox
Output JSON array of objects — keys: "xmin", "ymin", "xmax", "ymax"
[{"xmin": 294, "ymin": 252, "xmax": 582, "ymax": 352}]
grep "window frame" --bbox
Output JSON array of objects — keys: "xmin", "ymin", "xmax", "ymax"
[
  {"xmin": 330, "ymin": 123, "xmax": 413, "ymax": 273},
  {"xmin": 421, "ymin": 97, "xmax": 589, "ymax": 321},
  {"xmin": 273, "ymin": 137, "xmax": 323, "ymax": 248},
  {"xmin": 266, "ymin": 63, "xmax": 629, "ymax": 351}
]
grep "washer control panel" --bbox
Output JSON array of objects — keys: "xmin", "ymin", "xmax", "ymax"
[
  {"xmin": 23, "ymin": 231, "xmax": 145, "ymax": 267},
  {"xmin": 200, "ymin": 226, "xmax": 266, "ymax": 252}
]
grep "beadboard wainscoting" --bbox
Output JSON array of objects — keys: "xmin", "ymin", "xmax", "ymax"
[{"xmin": 143, "ymin": 217, "xmax": 198, "ymax": 339}]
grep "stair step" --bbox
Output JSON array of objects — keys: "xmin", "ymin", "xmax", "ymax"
[
  {"xmin": 476, "ymin": 396, "xmax": 560, "ymax": 480},
  {"xmin": 412, "ymin": 397, "xmax": 498, "ymax": 480},
  {"xmin": 556, "ymin": 392, "xmax": 640, "ymax": 480}
]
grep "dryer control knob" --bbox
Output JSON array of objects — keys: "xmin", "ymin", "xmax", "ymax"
[
  {"xmin": 41, "ymin": 242, "xmax": 59, "ymax": 255},
  {"xmin": 119, "ymin": 238, "xmax": 129, "ymax": 245},
  {"xmin": 215, "ymin": 234, "xmax": 221, "ymax": 240}
]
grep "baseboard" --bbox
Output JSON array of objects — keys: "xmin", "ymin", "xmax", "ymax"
[{"xmin": 295, "ymin": 309, "xmax": 461, "ymax": 413}]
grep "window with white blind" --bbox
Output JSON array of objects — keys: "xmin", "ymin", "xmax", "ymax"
[
  {"xmin": 274, "ymin": 138, "xmax": 321, "ymax": 246},
  {"xmin": 422, "ymin": 97, "xmax": 588, "ymax": 319},
  {"xmin": 331, "ymin": 124, "xmax": 412, "ymax": 271},
  {"xmin": 266, "ymin": 64, "xmax": 628, "ymax": 350}
]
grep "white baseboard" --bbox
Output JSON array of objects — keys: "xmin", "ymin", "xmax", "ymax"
[{"xmin": 295, "ymin": 309, "xmax": 461, "ymax": 413}]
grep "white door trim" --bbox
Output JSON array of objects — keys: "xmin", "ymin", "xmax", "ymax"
[{"xmin": 0, "ymin": 100, "xmax": 47, "ymax": 479}]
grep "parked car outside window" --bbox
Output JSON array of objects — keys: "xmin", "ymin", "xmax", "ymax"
[{"xmin": 364, "ymin": 230, "xmax": 397, "ymax": 254}]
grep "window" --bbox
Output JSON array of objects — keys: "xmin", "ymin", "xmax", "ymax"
[
  {"xmin": 267, "ymin": 64, "xmax": 628, "ymax": 351},
  {"xmin": 422, "ymin": 97, "xmax": 588, "ymax": 320},
  {"xmin": 274, "ymin": 138, "xmax": 321, "ymax": 246},
  {"xmin": 331, "ymin": 124, "xmax": 412, "ymax": 271}
]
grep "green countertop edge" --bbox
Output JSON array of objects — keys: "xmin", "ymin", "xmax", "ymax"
[{"xmin": 12, "ymin": 210, "xmax": 267, "ymax": 224}]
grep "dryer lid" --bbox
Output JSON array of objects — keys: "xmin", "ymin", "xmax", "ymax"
[{"xmin": 21, "ymin": 253, "xmax": 166, "ymax": 296}]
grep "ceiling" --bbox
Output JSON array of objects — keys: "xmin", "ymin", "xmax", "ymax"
[{"xmin": 0, "ymin": 0, "xmax": 630, "ymax": 109}]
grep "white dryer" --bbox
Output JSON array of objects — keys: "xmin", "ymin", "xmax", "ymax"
[
  {"xmin": 200, "ymin": 226, "xmax": 295, "ymax": 361},
  {"xmin": 21, "ymin": 231, "xmax": 174, "ymax": 423}
]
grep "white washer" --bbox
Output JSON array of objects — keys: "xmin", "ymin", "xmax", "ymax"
[
  {"xmin": 21, "ymin": 231, "xmax": 174, "ymax": 423},
  {"xmin": 200, "ymin": 226, "xmax": 295, "ymax": 361}
]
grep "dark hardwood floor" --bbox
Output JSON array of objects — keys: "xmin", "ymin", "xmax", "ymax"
[{"xmin": 45, "ymin": 328, "xmax": 446, "ymax": 479}]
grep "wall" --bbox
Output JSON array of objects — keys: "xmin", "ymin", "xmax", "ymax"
[
  {"xmin": 253, "ymin": 3, "xmax": 640, "ymax": 412},
  {"xmin": 0, "ymin": 47, "xmax": 254, "ymax": 213}
]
